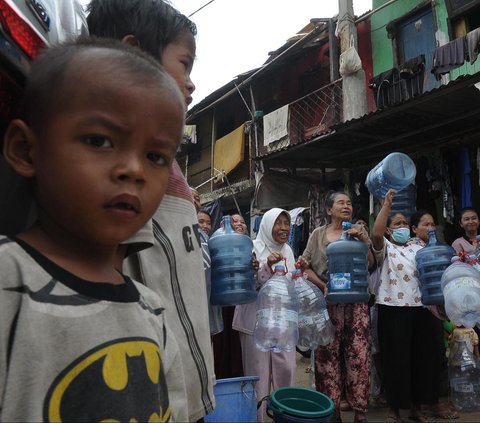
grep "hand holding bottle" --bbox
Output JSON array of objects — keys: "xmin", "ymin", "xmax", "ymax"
[
  {"xmin": 382, "ymin": 188, "xmax": 396, "ymax": 209},
  {"xmin": 267, "ymin": 252, "xmax": 285, "ymax": 269}
]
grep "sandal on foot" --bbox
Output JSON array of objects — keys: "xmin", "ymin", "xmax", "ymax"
[
  {"xmin": 431, "ymin": 403, "xmax": 459, "ymax": 420},
  {"xmin": 408, "ymin": 412, "xmax": 436, "ymax": 423},
  {"xmin": 387, "ymin": 413, "xmax": 404, "ymax": 423}
]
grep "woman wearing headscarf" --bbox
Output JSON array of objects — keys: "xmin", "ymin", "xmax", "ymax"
[{"xmin": 232, "ymin": 208, "xmax": 298, "ymax": 423}]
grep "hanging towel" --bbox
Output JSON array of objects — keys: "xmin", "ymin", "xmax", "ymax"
[
  {"xmin": 467, "ymin": 28, "xmax": 480, "ymax": 65},
  {"xmin": 263, "ymin": 104, "xmax": 289, "ymax": 146},
  {"xmin": 432, "ymin": 37, "xmax": 466, "ymax": 78}
]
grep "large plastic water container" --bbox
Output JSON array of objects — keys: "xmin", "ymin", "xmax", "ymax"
[
  {"xmin": 415, "ymin": 230, "xmax": 455, "ymax": 305},
  {"xmin": 326, "ymin": 222, "xmax": 370, "ymax": 303},
  {"xmin": 205, "ymin": 376, "xmax": 259, "ymax": 422},
  {"xmin": 292, "ymin": 269, "xmax": 334, "ymax": 348},
  {"xmin": 441, "ymin": 262, "xmax": 480, "ymax": 328},
  {"xmin": 254, "ymin": 265, "xmax": 298, "ymax": 353},
  {"xmin": 390, "ymin": 184, "xmax": 417, "ymax": 219},
  {"xmin": 209, "ymin": 216, "xmax": 256, "ymax": 305},
  {"xmin": 365, "ymin": 152, "xmax": 416, "ymax": 198}
]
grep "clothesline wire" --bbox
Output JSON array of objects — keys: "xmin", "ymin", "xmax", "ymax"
[{"xmin": 188, "ymin": 0, "xmax": 216, "ymax": 17}]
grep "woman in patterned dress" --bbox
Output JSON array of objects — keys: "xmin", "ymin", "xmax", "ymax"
[
  {"xmin": 372, "ymin": 190, "xmax": 445, "ymax": 423},
  {"xmin": 300, "ymin": 191, "xmax": 374, "ymax": 423}
]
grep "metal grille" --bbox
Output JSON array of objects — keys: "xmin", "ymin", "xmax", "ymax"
[
  {"xmin": 288, "ymin": 79, "xmax": 343, "ymax": 145},
  {"xmin": 254, "ymin": 79, "xmax": 343, "ymax": 157}
]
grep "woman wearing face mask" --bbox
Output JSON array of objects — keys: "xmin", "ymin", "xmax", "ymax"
[{"xmin": 372, "ymin": 190, "xmax": 445, "ymax": 423}]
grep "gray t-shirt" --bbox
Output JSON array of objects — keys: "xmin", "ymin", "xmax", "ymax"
[{"xmin": 0, "ymin": 237, "xmax": 187, "ymax": 422}]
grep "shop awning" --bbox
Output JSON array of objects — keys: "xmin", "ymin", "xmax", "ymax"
[{"xmin": 259, "ymin": 72, "xmax": 480, "ymax": 169}]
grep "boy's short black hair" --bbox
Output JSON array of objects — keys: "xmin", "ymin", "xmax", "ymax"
[
  {"xmin": 86, "ymin": 0, "xmax": 197, "ymax": 61},
  {"xmin": 20, "ymin": 37, "xmax": 180, "ymax": 135}
]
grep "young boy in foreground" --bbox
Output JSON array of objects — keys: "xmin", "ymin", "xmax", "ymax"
[{"xmin": 0, "ymin": 38, "xmax": 186, "ymax": 422}]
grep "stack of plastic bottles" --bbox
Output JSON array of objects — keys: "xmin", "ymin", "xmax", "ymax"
[
  {"xmin": 254, "ymin": 265, "xmax": 299, "ymax": 353},
  {"xmin": 326, "ymin": 221, "xmax": 369, "ymax": 303},
  {"xmin": 292, "ymin": 267, "xmax": 335, "ymax": 349},
  {"xmin": 441, "ymin": 257, "xmax": 480, "ymax": 328},
  {"xmin": 448, "ymin": 339, "xmax": 480, "ymax": 411},
  {"xmin": 415, "ymin": 229, "xmax": 454, "ymax": 305}
]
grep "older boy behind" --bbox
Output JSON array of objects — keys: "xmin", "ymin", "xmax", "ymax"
[
  {"xmin": 0, "ymin": 39, "xmax": 186, "ymax": 422},
  {"xmin": 87, "ymin": 2, "xmax": 216, "ymax": 419}
]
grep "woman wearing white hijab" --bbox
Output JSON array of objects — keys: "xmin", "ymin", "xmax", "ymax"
[{"xmin": 232, "ymin": 208, "xmax": 297, "ymax": 423}]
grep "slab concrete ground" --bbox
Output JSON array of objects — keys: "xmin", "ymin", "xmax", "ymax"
[{"xmin": 294, "ymin": 353, "xmax": 480, "ymax": 423}]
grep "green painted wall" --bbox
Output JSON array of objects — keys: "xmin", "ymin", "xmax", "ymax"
[
  {"xmin": 371, "ymin": 0, "xmax": 479, "ymax": 79},
  {"xmin": 371, "ymin": 0, "xmax": 423, "ymax": 75}
]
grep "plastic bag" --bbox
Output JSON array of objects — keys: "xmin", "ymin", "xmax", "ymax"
[{"xmin": 339, "ymin": 36, "xmax": 362, "ymax": 76}]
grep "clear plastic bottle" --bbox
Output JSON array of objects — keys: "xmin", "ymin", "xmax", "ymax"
[
  {"xmin": 448, "ymin": 339, "xmax": 480, "ymax": 411},
  {"xmin": 292, "ymin": 268, "xmax": 335, "ymax": 348},
  {"xmin": 441, "ymin": 261, "xmax": 480, "ymax": 328},
  {"xmin": 253, "ymin": 265, "xmax": 298, "ymax": 353}
]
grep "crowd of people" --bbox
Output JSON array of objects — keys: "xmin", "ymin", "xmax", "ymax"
[
  {"xmin": 192, "ymin": 189, "xmax": 480, "ymax": 423},
  {"xmin": 0, "ymin": 0, "xmax": 479, "ymax": 422}
]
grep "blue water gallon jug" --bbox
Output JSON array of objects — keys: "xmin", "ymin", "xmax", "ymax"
[
  {"xmin": 391, "ymin": 184, "xmax": 417, "ymax": 219},
  {"xmin": 415, "ymin": 230, "xmax": 455, "ymax": 306},
  {"xmin": 326, "ymin": 222, "xmax": 370, "ymax": 303},
  {"xmin": 365, "ymin": 152, "xmax": 416, "ymax": 198},
  {"xmin": 209, "ymin": 216, "xmax": 256, "ymax": 305}
]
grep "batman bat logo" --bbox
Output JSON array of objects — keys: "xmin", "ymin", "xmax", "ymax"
[{"xmin": 43, "ymin": 337, "xmax": 170, "ymax": 422}]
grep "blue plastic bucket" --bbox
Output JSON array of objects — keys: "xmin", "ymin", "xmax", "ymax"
[
  {"xmin": 205, "ymin": 376, "xmax": 259, "ymax": 422},
  {"xmin": 267, "ymin": 387, "xmax": 334, "ymax": 423}
]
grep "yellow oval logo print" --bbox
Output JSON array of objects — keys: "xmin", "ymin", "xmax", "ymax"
[{"xmin": 44, "ymin": 337, "xmax": 170, "ymax": 422}]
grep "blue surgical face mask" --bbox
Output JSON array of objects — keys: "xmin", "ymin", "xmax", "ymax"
[{"xmin": 392, "ymin": 227, "xmax": 410, "ymax": 244}]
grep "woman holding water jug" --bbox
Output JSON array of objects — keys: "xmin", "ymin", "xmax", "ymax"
[
  {"xmin": 372, "ymin": 190, "xmax": 446, "ymax": 423},
  {"xmin": 233, "ymin": 208, "xmax": 305, "ymax": 423},
  {"xmin": 299, "ymin": 191, "xmax": 374, "ymax": 423}
]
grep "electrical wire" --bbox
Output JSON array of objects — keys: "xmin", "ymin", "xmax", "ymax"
[{"xmin": 188, "ymin": 0, "xmax": 216, "ymax": 17}]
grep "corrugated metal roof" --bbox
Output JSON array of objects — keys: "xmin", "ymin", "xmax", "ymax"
[{"xmin": 258, "ymin": 72, "xmax": 480, "ymax": 167}]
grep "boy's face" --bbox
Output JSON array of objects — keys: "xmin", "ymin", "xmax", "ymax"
[
  {"xmin": 161, "ymin": 31, "xmax": 196, "ymax": 106},
  {"xmin": 24, "ymin": 64, "xmax": 184, "ymax": 246}
]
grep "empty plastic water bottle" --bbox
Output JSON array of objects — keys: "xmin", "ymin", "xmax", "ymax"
[
  {"xmin": 448, "ymin": 339, "xmax": 480, "ymax": 411},
  {"xmin": 326, "ymin": 221, "xmax": 370, "ymax": 303},
  {"xmin": 415, "ymin": 229, "xmax": 455, "ymax": 305},
  {"xmin": 442, "ymin": 261, "xmax": 480, "ymax": 328},
  {"xmin": 254, "ymin": 265, "xmax": 298, "ymax": 353},
  {"xmin": 292, "ymin": 268, "xmax": 334, "ymax": 349},
  {"xmin": 365, "ymin": 152, "xmax": 416, "ymax": 199}
]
